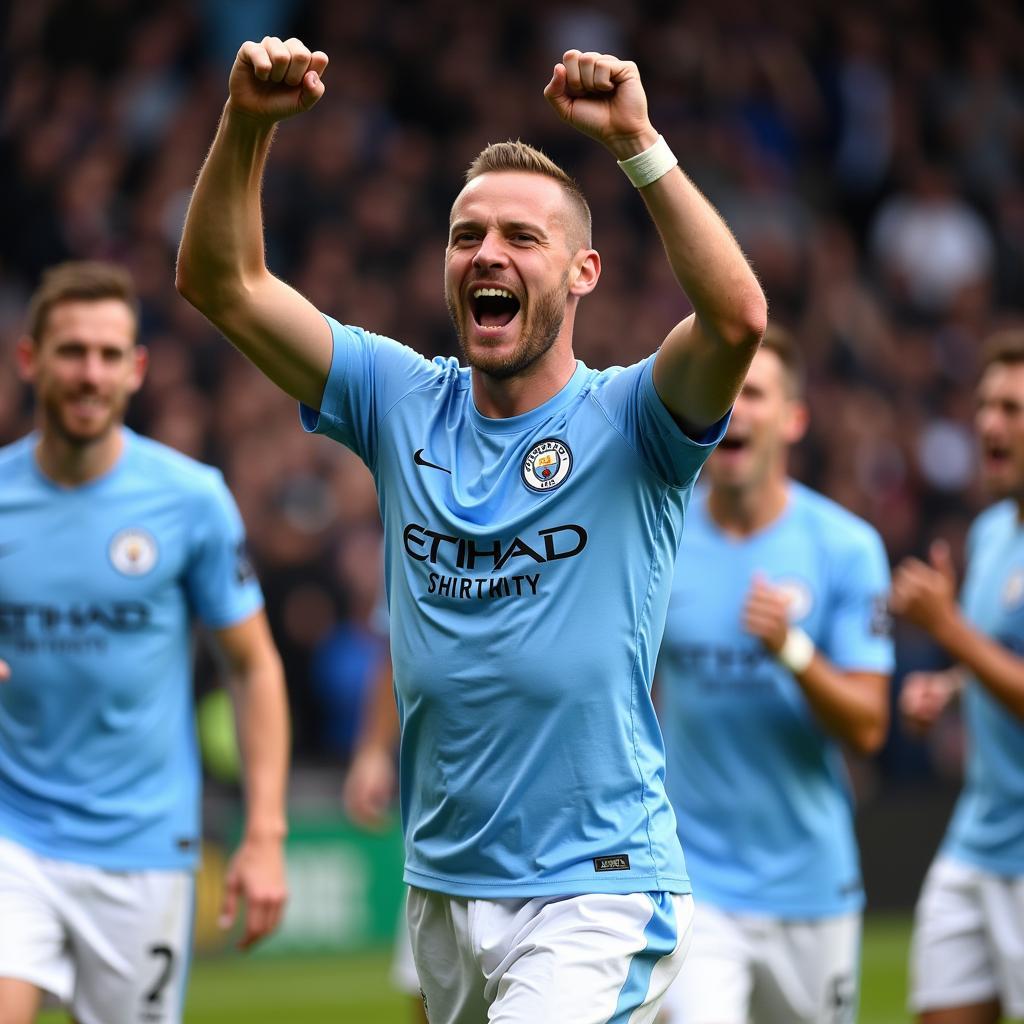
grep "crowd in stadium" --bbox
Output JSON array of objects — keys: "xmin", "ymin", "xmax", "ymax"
[{"xmin": 2, "ymin": 0, "xmax": 1023, "ymax": 768}]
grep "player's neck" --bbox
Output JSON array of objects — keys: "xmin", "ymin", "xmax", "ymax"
[
  {"xmin": 35, "ymin": 425, "xmax": 126, "ymax": 486},
  {"xmin": 709, "ymin": 475, "xmax": 789, "ymax": 537},
  {"xmin": 471, "ymin": 347, "xmax": 577, "ymax": 419}
]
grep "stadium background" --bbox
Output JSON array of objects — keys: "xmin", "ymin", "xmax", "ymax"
[{"xmin": 4, "ymin": 0, "xmax": 1022, "ymax": 1019}]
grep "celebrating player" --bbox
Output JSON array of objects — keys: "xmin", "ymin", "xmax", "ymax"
[
  {"xmin": 0, "ymin": 262, "xmax": 290, "ymax": 1024},
  {"xmin": 177, "ymin": 38, "xmax": 766, "ymax": 1022},
  {"xmin": 657, "ymin": 327, "xmax": 894, "ymax": 1024},
  {"xmin": 891, "ymin": 330, "xmax": 1024, "ymax": 1024}
]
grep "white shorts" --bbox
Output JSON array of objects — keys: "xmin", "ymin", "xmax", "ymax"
[
  {"xmin": 660, "ymin": 902, "xmax": 861, "ymax": 1024},
  {"xmin": 0, "ymin": 836, "xmax": 194, "ymax": 1024},
  {"xmin": 393, "ymin": 892, "xmax": 422, "ymax": 996},
  {"xmin": 910, "ymin": 855, "xmax": 1024, "ymax": 1017},
  {"xmin": 407, "ymin": 886, "xmax": 693, "ymax": 1024}
]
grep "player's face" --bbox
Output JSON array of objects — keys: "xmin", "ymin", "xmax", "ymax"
[
  {"xmin": 445, "ymin": 172, "xmax": 589, "ymax": 380},
  {"xmin": 976, "ymin": 361, "xmax": 1024, "ymax": 500},
  {"xmin": 707, "ymin": 348, "xmax": 805, "ymax": 492},
  {"xmin": 21, "ymin": 299, "xmax": 145, "ymax": 446}
]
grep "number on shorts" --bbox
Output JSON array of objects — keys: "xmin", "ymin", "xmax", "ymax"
[
  {"xmin": 145, "ymin": 944, "xmax": 175, "ymax": 1005},
  {"xmin": 827, "ymin": 972, "xmax": 856, "ymax": 1024}
]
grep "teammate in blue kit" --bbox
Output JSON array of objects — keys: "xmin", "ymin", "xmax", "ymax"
[
  {"xmin": 177, "ymin": 36, "xmax": 766, "ymax": 1023},
  {"xmin": 0, "ymin": 262, "xmax": 290, "ymax": 1024},
  {"xmin": 657, "ymin": 327, "xmax": 894, "ymax": 1024},
  {"xmin": 891, "ymin": 331, "xmax": 1024, "ymax": 1024}
]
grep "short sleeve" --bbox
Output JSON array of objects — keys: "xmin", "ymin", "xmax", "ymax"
[
  {"xmin": 592, "ymin": 355, "xmax": 730, "ymax": 488},
  {"xmin": 299, "ymin": 315, "xmax": 442, "ymax": 469},
  {"xmin": 185, "ymin": 473, "xmax": 264, "ymax": 629},
  {"xmin": 822, "ymin": 528, "xmax": 894, "ymax": 673}
]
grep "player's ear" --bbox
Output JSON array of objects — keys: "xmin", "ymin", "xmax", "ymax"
[
  {"xmin": 128, "ymin": 344, "xmax": 149, "ymax": 393},
  {"xmin": 569, "ymin": 249, "xmax": 600, "ymax": 297},
  {"xmin": 15, "ymin": 336, "xmax": 37, "ymax": 383},
  {"xmin": 783, "ymin": 398, "xmax": 809, "ymax": 444}
]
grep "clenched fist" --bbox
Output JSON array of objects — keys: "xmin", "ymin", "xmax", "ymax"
[
  {"xmin": 543, "ymin": 49, "xmax": 656, "ymax": 158},
  {"xmin": 228, "ymin": 37, "xmax": 329, "ymax": 125},
  {"xmin": 899, "ymin": 670, "xmax": 961, "ymax": 735}
]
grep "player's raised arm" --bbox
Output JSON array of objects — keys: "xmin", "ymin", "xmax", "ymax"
[
  {"xmin": 544, "ymin": 50, "xmax": 766, "ymax": 432},
  {"xmin": 176, "ymin": 37, "xmax": 332, "ymax": 409}
]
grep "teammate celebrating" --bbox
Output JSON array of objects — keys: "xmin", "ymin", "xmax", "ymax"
[
  {"xmin": 657, "ymin": 328, "xmax": 893, "ymax": 1024},
  {"xmin": 892, "ymin": 331, "xmax": 1024, "ymax": 1024},
  {"xmin": 177, "ymin": 38, "xmax": 766, "ymax": 1022},
  {"xmin": 0, "ymin": 262, "xmax": 290, "ymax": 1024}
]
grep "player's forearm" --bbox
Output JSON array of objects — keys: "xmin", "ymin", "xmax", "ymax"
[
  {"xmin": 231, "ymin": 653, "xmax": 291, "ymax": 840},
  {"xmin": 794, "ymin": 657, "xmax": 890, "ymax": 754},
  {"xmin": 353, "ymin": 657, "xmax": 399, "ymax": 757},
  {"xmin": 631, "ymin": 156, "xmax": 766, "ymax": 351},
  {"xmin": 929, "ymin": 608, "xmax": 1024, "ymax": 720},
  {"xmin": 176, "ymin": 104, "xmax": 277, "ymax": 310}
]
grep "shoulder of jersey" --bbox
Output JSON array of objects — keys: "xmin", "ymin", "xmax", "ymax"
[
  {"xmin": 791, "ymin": 481, "xmax": 884, "ymax": 552},
  {"xmin": 0, "ymin": 434, "xmax": 36, "ymax": 480},
  {"xmin": 973, "ymin": 498, "xmax": 1016, "ymax": 533},
  {"xmin": 128, "ymin": 432, "xmax": 225, "ymax": 494}
]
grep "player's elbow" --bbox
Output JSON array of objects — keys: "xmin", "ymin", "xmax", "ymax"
[
  {"xmin": 718, "ymin": 290, "xmax": 767, "ymax": 351},
  {"xmin": 850, "ymin": 712, "xmax": 889, "ymax": 755},
  {"xmin": 175, "ymin": 260, "xmax": 247, "ymax": 322}
]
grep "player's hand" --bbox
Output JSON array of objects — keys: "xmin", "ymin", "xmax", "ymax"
[
  {"xmin": 543, "ymin": 50, "xmax": 655, "ymax": 157},
  {"xmin": 899, "ymin": 670, "xmax": 960, "ymax": 735},
  {"xmin": 743, "ymin": 575, "xmax": 791, "ymax": 654},
  {"xmin": 227, "ymin": 37, "xmax": 328, "ymax": 125},
  {"xmin": 219, "ymin": 834, "xmax": 288, "ymax": 950},
  {"xmin": 342, "ymin": 745, "xmax": 396, "ymax": 830},
  {"xmin": 0, "ymin": 659, "xmax": 9, "ymax": 682},
  {"xmin": 890, "ymin": 540, "xmax": 958, "ymax": 636}
]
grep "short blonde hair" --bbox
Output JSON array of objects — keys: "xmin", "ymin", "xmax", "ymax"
[
  {"xmin": 464, "ymin": 140, "xmax": 592, "ymax": 249},
  {"xmin": 27, "ymin": 261, "xmax": 139, "ymax": 343}
]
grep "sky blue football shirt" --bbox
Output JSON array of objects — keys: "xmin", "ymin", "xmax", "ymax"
[
  {"xmin": 302, "ymin": 317, "xmax": 727, "ymax": 897},
  {"xmin": 657, "ymin": 483, "xmax": 893, "ymax": 916},
  {"xmin": 0, "ymin": 430, "xmax": 263, "ymax": 870},
  {"xmin": 943, "ymin": 500, "xmax": 1024, "ymax": 874}
]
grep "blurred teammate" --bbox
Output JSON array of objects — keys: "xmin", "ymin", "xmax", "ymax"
[
  {"xmin": 177, "ymin": 37, "xmax": 766, "ymax": 1022},
  {"xmin": 0, "ymin": 262, "xmax": 290, "ymax": 1024},
  {"xmin": 891, "ymin": 331, "xmax": 1024, "ymax": 1024},
  {"xmin": 657, "ymin": 328, "xmax": 893, "ymax": 1024}
]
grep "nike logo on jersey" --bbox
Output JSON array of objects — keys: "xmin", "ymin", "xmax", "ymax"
[{"xmin": 413, "ymin": 449, "xmax": 451, "ymax": 474}]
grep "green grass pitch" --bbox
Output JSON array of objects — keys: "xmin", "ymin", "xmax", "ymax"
[{"xmin": 39, "ymin": 914, "xmax": 911, "ymax": 1022}]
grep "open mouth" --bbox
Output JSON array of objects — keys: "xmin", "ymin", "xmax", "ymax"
[
  {"xmin": 470, "ymin": 287, "xmax": 521, "ymax": 331},
  {"xmin": 718, "ymin": 436, "xmax": 748, "ymax": 453},
  {"xmin": 983, "ymin": 443, "xmax": 1011, "ymax": 467}
]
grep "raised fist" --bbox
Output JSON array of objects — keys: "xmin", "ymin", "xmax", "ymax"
[
  {"xmin": 543, "ymin": 49, "xmax": 655, "ymax": 158},
  {"xmin": 228, "ymin": 37, "xmax": 328, "ymax": 124}
]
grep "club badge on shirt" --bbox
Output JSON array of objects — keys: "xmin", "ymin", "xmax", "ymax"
[
  {"xmin": 109, "ymin": 528, "xmax": 159, "ymax": 577},
  {"xmin": 522, "ymin": 438, "xmax": 573, "ymax": 493}
]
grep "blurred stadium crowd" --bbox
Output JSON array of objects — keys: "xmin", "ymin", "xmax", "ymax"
[{"xmin": 2, "ymin": 0, "xmax": 1022, "ymax": 776}]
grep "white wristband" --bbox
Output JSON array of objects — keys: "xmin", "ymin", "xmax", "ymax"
[
  {"xmin": 776, "ymin": 626, "xmax": 815, "ymax": 675},
  {"xmin": 616, "ymin": 135, "xmax": 678, "ymax": 189}
]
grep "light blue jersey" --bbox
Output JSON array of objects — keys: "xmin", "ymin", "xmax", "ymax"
[
  {"xmin": 0, "ymin": 430, "xmax": 262, "ymax": 871},
  {"xmin": 302, "ymin": 318, "xmax": 726, "ymax": 898},
  {"xmin": 943, "ymin": 500, "xmax": 1024, "ymax": 874},
  {"xmin": 658, "ymin": 484, "xmax": 893, "ymax": 917}
]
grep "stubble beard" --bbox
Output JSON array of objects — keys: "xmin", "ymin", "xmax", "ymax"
[
  {"xmin": 43, "ymin": 387, "xmax": 121, "ymax": 449},
  {"xmin": 448, "ymin": 273, "xmax": 569, "ymax": 382}
]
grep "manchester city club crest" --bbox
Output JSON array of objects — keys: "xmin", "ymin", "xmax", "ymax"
[
  {"xmin": 775, "ymin": 578, "xmax": 813, "ymax": 622},
  {"xmin": 109, "ymin": 528, "xmax": 159, "ymax": 576},
  {"xmin": 522, "ymin": 438, "xmax": 573, "ymax": 493}
]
